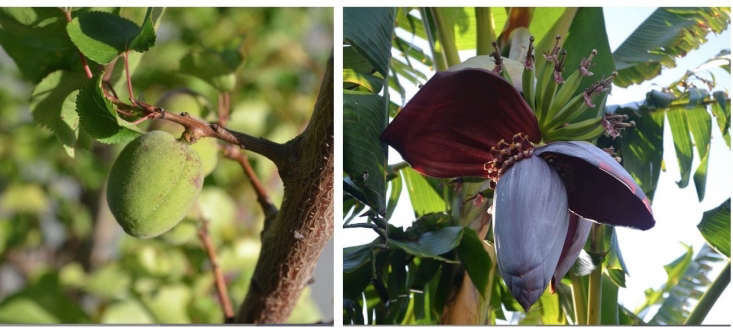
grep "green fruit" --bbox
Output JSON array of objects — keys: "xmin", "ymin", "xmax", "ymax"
[
  {"xmin": 107, "ymin": 131, "xmax": 203, "ymax": 238},
  {"xmin": 191, "ymin": 137, "xmax": 219, "ymax": 176}
]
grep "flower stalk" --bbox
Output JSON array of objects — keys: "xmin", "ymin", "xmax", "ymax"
[{"xmin": 586, "ymin": 223, "xmax": 604, "ymax": 325}]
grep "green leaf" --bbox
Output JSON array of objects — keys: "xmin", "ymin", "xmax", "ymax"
[
  {"xmin": 0, "ymin": 8, "xmax": 79, "ymax": 82},
  {"xmin": 649, "ymin": 245, "xmax": 726, "ymax": 325},
  {"xmin": 687, "ymin": 106, "xmax": 712, "ymax": 201},
  {"xmin": 561, "ymin": 8, "xmax": 615, "ymax": 120},
  {"xmin": 667, "ymin": 108, "xmax": 693, "ymax": 188},
  {"xmin": 75, "ymin": 75, "xmax": 124, "ymax": 140},
  {"xmin": 711, "ymin": 91, "xmax": 730, "ymax": 147},
  {"xmin": 66, "ymin": 11, "xmax": 145, "ymax": 64},
  {"xmin": 29, "ymin": 70, "xmax": 85, "ymax": 156},
  {"xmin": 179, "ymin": 48, "xmax": 243, "ymax": 92},
  {"xmin": 128, "ymin": 8, "xmax": 159, "ymax": 52},
  {"xmin": 613, "ymin": 8, "xmax": 731, "ymax": 87},
  {"xmin": 343, "ymin": 93, "xmax": 388, "ymax": 214},
  {"xmin": 344, "ymin": 7, "xmax": 395, "ymax": 75},
  {"xmin": 697, "ymin": 198, "xmax": 730, "ymax": 257},
  {"xmin": 604, "ymin": 228, "xmax": 628, "ymax": 288},
  {"xmin": 456, "ymin": 227, "xmax": 491, "ymax": 296},
  {"xmin": 616, "ymin": 107, "xmax": 665, "ymax": 200},
  {"xmin": 685, "ymin": 261, "xmax": 730, "ymax": 325},
  {"xmin": 401, "ymin": 168, "xmax": 446, "ymax": 217},
  {"xmin": 634, "ymin": 244, "xmax": 694, "ymax": 316},
  {"xmin": 344, "ymin": 243, "xmax": 374, "ymax": 273},
  {"xmin": 388, "ymin": 226, "xmax": 463, "ymax": 262},
  {"xmin": 344, "ymin": 68, "xmax": 383, "ymax": 93}
]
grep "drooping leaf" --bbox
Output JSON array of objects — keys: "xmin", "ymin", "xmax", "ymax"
[
  {"xmin": 687, "ymin": 106, "xmax": 712, "ymax": 201},
  {"xmin": 613, "ymin": 7, "xmax": 731, "ymax": 87},
  {"xmin": 388, "ymin": 226, "xmax": 463, "ymax": 262},
  {"xmin": 343, "ymin": 92, "xmax": 388, "ymax": 214},
  {"xmin": 697, "ymin": 198, "xmax": 730, "ymax": 257},
  {"xmin": 344, "ymin": 7, "xmax": 395, "ymax": 75},
  {"xmin": 667, "ymin": 108, "xmax": 693, "ymax": 188},
  {"xmin": 711, "ymin": 91, "xmax": 730, "ymax": 147}
]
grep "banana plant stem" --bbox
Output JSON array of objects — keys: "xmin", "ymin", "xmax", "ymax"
[
  {"xmin": 570, "ymin": 276, "xmax": 587, "ymax": 325},
  {"xmin": 586, "ymin": 224, "xmax": 604, "ymax": 325}
]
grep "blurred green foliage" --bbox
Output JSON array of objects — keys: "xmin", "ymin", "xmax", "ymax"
[{"xmin": 0, "ymin": 7, "xmax": 332, "ymax": 324}]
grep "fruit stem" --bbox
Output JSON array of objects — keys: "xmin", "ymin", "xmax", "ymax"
[{"xmin": 197, "ymin": 217, "xmax": 235, "ymax": 322}]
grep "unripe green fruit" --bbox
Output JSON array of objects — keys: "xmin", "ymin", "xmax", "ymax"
[
  {"xmin": 191, "ymin": 137, "xmax": 219, "ymax": 176},
  {"xmin": 107, "ymin": 131, "xmax": 203, "ymax": 238}
]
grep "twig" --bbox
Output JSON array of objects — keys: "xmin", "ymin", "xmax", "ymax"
[
  {"xmin": 123, "ymin": 51, "xmax": 135, "ymax": 103},
  {"xmin": 60, "ymin": 7, "xmax": 92, "ymax": 79},
  {"xmin": 197, "ymin": 218, "xmax": 235, "ymax": 323},
  {"xmin": 101, "ymin": 63, "xmax": 290, "ymax": 167},
  {"xmin": 221, "ymin": 144, "xmax": 278, "ymax": 220}
]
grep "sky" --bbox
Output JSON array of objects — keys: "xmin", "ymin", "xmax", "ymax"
[{"xmin": 344, "ymin": 8, "xmax": 731, "ymax": 324}]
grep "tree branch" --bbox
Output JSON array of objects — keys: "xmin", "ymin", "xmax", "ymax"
[
  {"xmin": 101, "ymin": 82, "xmax": 290, "ymax": 167},
  {"xmin": 197, "ymin": 218, "xmax": 235, "ymax": 323},
  {"xmin": 222, "ymin": 144, "xmax": 278, "ymax": 221},
  {"xmin": 236, "ymin": 56, "xmax": 333, "ymax": 323}
]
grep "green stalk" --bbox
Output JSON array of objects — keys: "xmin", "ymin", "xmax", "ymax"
[
  {"xmin": 475, "ymin": 8, "xmax": 495, "ymax": 55},
  {"xmin": 420, "ymin": 8, "xmax": 447, "ymax": 71},
  {"xmin": 586, "ymin": 224, "xmax": 604, "ymax": 325},
  {"xmin": 570, "ymin": 276, "xmax": 587, "ymax": 325},
  {"xmin": 431, "ymin": 8, "xmax": 460, "ymax": 67},
  {"xmin": 684, "ymin": 261, "xmax": 731, "ymax": 325}
]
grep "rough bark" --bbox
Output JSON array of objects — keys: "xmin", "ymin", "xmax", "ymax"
[{"xmin": 236, "ymin": 57, "xmax": 334, "ymax": 323}]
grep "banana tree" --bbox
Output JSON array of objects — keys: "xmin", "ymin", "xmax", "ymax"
[{"xmin": 344, "ymin": 7, "xmax": 730, "ymax": 325}]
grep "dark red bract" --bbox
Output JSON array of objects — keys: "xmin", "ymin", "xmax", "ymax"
[{"xmin": 381, "ymin": 68, "xmax": 540, "ymax": 178}]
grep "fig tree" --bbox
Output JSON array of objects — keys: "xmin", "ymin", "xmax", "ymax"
[{"xmin": 107, "ymin": 130, "xmax": 203, "ymax": 238}]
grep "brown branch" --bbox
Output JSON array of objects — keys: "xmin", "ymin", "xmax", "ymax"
[
  {"xmin": 60, "ymin": 7, "xmax": 92, "ymax": 79},
  {"xmin": 101, "ymin": 80, "xmax": 289, "ymax": 167},
  {"xmin": 197, "ymin": 218, "xmax": 235, "ymax": 323},
  {"xmin": 222, "ymin": 144, "xmax": 278, "ymax": 221},
  {"xmin": 236, "ymin": 56, "xmax": 333, "ymax": 323}
]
